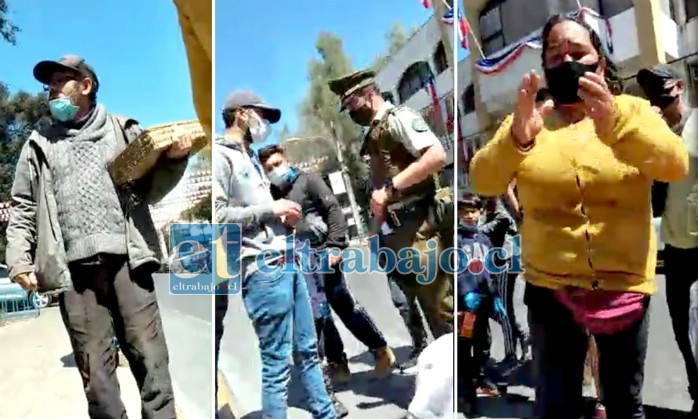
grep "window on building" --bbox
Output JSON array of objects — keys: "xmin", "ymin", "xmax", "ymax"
[
  {"xmin": 687, "ymin": 0, "xmax": 698, "ymax": 20},
  {"xmin": 479, "ymin": 1, "xmax": 505, "ymax": 56},
  {"xmin": 433, "ymin": 42, "xmax": 448, "ymax": 74},
  {"xmin": 462, "ymin": 84, "xmax": 476, "ymax": 114},
  {"xmin": 397, "ymin": 61, "xmax": 432, "ymax": 103}
]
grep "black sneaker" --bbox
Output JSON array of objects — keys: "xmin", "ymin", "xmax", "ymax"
[{"xmin": 497, "ymin": 355, "xmax": 520, "ymax": 376}]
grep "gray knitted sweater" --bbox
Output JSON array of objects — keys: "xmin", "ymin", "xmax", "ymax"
[{"xmin": 45, "ymin": 104, "xmax": 128, "ymax": 262}]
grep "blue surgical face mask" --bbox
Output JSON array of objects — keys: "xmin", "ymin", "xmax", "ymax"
[
  {"xmin": 269, "ymin": 165, "xmax": 296, "ymax": 187},
  {"xmin": 48, "ymin": 97, "xmax": 79, "ymax": 122}
]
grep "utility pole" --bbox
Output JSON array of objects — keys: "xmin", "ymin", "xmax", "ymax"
[{"xmin": 330, "ymin": 121, "xmax": 365, "ymax": 239}]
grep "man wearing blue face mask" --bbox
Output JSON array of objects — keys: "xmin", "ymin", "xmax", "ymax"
[
  {"xmin": 6, "ymin": 54, "xmax": 192, "ymax": 418},
  {"xmin": 213, "ymin": 91, "xmax": 336, "ymax": 419},
  {"xmin": 258, "ymin": 144, "xmax": 395, "ymax": 385}
]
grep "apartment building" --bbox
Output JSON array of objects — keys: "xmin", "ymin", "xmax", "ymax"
[
  {"xmin": 374, "ymin": 8, "xmax": 457, "ymax": 188},
  {"xmin": 457, "ymin": 0, "xmax": 698, "ymax": 194}
]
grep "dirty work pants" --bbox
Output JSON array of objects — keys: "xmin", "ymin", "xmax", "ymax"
[
  {"xmin": 215, "ymin": 264, "xmax": 335, "ymax": 419},
  {"xmin": 525, "ymin": 283, "xmax": 648, "ymax": 419},
  {"xmin": 382, "ymin": 204, "xmax": 454, "ymax": 339},
  {"xmin": 664, "ymin": 245, "xmax": 698, "ymax": 401},
  {"xmin": 173, "ymin": 0, "xmax": 212, "ymax": 144},
  {"xmin": 60, "ymin": 255, "xmax": 175, "ymax": 419}
]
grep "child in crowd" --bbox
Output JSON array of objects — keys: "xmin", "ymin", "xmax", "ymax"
[{"xmin": 457, "ymin": 195, "xmax": 509, "ymax": 417}]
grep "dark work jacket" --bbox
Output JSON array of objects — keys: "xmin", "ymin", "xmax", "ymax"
[
  {"xmin": 480, "ymin": 198, "xmax": 515, "ymax": 250},
  {"xmin": 270, "ymin": 171, "xmax": 348, "ymax": 251},
  {"xmin": 457, "ymin": 224, "xmax": 495, "ymax": 305},
  {"xmin": 271, "ymin": 171, "xmax": 348, "ymax": 319}
]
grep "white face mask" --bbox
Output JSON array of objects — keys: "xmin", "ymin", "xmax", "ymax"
[{"xmin": 248, "ymin": 111, "xmax": 272, "ymax": 143}]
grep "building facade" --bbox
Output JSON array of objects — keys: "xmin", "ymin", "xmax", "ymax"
[
  {"xmin": 457, "ymin": 0, "xmax": 698, "ymax": 196},
  {"xmin": 374, "ymin": 10, "xmax": 457, "ymax": 188}
]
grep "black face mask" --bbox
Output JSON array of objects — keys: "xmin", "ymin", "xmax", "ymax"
[
  {"xmin": 348, "ymin": 107, "xmax": 375, "ymax": 126},
  {"xmin": 544, "ymin": 61, "xmax": 600, "ymax": 104}
]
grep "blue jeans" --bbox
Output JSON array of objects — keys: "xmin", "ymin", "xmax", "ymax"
[{"xmin": 242, "ymin": 265, "xmax": 335, "ymax": 419}]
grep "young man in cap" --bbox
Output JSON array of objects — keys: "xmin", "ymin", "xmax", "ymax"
[
  {"xmin": 213, "ymin": 90, "xmax": 336, "ymax": 418},
  {"xmin": 638, "ymin": 64, "xmax": 698, "ymax": 414},
  {"xmin": 6, "ymin": 54, "xmax": 192, "ymax": 418},
  {"xmin": 327, "ymin": 68, "xmax": 454, "ymax": 339}
]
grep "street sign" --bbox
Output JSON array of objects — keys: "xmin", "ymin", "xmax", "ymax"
[{"xmin": 328, "ymin": 171, "xmax": 347, "ymax": 195}]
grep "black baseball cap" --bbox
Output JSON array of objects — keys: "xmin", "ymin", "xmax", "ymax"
[
  {"xmin": 637, "ymin": 64, "xmax": 682, "ymax": 97},
  {"xmin": 33, "ymin": 54, "xmax": 99, "ymax": 92},
  {"xmin": 222, "ymin": 90, "xmax": 281, "ymax": 124}
]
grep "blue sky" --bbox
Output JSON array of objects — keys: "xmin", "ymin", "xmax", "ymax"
[
  {"xmin": 1, "ymin": 0, "xmax": 196, "ymax": 128},
  {"xmin": 214, "ymin": 0, "xmax": 436, "ymax": 144}
]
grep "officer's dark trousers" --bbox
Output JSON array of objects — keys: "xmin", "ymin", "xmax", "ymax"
[
  {"xmin": 60, "ymin": 255, "xmax": 175, "ymax": 419},
  {"xmin": 665, "ymin": 245, "xmax": 698, "ymax": 401},
  {"xmin": 323, "ymin": 269, "xmax": 387, "ymax": 363},
  {"xmin": 387, "ymin": 274, "xmax": 427, "ymax": 350}
]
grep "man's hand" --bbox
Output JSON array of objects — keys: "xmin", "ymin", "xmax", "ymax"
[
  {"xmin": 165, "ymin": 129, "xmax": 194, "ymax": 159},
  {"xmin": 273, "ymin": 199, "xmax": 301, "ymax": 225},
  {"xmin": 328, "ymin": 250, "xmax": 343, "ymax": 267},
  {"xmin": 371, "ymin": 187, "xmax": 389, "ymax": 223},
  {"xmin": 14, "ymin": 272, "xmax": 38, "ymax": 292}
]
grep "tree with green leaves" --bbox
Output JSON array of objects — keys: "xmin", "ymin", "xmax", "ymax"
[
  {"xmin": 372, "ymin": 22, "xmax": 418, "ymax": 71},
  {"xmin": 0, "ymin": 0, "xmax": 19, "ymax": 45},
  {"xmin": 180, "ymin": 191, "xmax": 212, "ymax": 222},
  {"xmin": 0, "ymin": 84, "xmax": 50, "ymax": 261},
  {"xmin": 289, "ymin": 23, "xmax": 413, "ymax": 214}
]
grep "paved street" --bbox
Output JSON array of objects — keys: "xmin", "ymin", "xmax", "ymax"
[
  {"xmin": 464, "ymin": 275, "xmax": 694, "ymax": 418},
  {"xmin": 218, "ymin": 254, "xmax": 420, "ymax": 418},
  {"xmin": 0, "ymin": 273, "xmax": 213, "ymax": 419}
]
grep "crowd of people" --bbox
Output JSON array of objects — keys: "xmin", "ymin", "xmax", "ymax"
[
  {"xmin": 460, "ymin": 12, "xmax": 698, "ymax": 419},
  {"xmin": 213, "ymin": 68, "xmax": 454, "ymax": 418}
]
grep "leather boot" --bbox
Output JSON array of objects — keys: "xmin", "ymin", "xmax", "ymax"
[{"xmin": 371, "ymin": 346, "xmax": 396, "ymax": 378}]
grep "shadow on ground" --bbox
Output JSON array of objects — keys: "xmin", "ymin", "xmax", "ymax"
[
  {"xmin": 268, "ymin": 346, "xmax": 417, "ymax": 415},
  {"xmin": 459, "ymin": 400, "xmax": 690, "ymax": 419},
  {"xmin": 645, "ymin": 405, "xmax": 690, "ymax": 418},
  {"xmin": 460, "ymin": 361, "xmax": 692, "ymax": 418}
]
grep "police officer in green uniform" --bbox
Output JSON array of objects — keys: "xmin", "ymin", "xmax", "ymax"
[{"xmin": 328, "ymin": 68, "xmax": 454, "ymax": 338}]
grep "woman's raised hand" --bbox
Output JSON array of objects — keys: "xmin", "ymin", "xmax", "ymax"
[{"xmin": 511, "ymin": 70, "xmax": 554, "ymax": 146}]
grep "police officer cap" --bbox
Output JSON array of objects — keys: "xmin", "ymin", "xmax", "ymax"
[{"xmin": 328, "ymin": 68, "xmax": 377, "ymax": 100}]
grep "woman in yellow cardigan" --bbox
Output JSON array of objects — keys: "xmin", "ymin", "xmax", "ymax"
[{"xmin": 469, "ymin": 14, "xmax": 688, "ymax": 419}]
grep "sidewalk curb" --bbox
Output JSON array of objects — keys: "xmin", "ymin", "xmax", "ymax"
[{"xmin": 217, "ymin": 370, "xmax": 240, "ymax": 419}]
